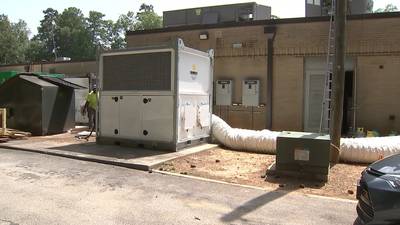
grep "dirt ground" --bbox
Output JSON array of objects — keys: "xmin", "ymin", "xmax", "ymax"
[
  {"xmin": 156, "ymin": 146, "xmax": 366, "ymax": 200},
  {"xmin": 8, "ymin": 133, "xmax": 365, "ymax": 200}
]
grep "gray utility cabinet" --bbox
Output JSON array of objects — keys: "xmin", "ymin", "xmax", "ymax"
[
  {"xmin": 276, "ymin": 131, "xmax": 331, "ymax": 181},
  {"xmin": 242, "ymin": 80, "xmax": 259, "ymax": 106},
  {"xmin": 215, "ymin": 80, "xmax": 232, "ymax": 106}
]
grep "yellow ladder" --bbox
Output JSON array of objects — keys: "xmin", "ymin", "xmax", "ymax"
[{"xmin": 0, "ymin": 108, "xmax": 6, "ymax": 136}]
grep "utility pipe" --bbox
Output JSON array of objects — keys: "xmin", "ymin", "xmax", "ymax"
[{"xmin": 264, "ymin": 26, "xmax": 276, "ymax": 130}]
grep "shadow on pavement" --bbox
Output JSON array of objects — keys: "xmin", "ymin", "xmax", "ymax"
[
  {"xmin": 49, "ymin": 142, "xmax": 168, "ymax": 160},
  {"xmin": 220, "ymin": 187, "xmax": 294, "ymax": 223}
]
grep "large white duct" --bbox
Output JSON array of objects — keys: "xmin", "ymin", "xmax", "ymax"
[
  {"xmin": 211, "ymin": 114, "xmax": 400, "ymax": 164},
  {"xmin": 340, "ymin": 136, "xmax": 400, "ymax": 163},
  {"xmin": 211, "ymin": 114, "xmax": 280, "ymax": 154}
]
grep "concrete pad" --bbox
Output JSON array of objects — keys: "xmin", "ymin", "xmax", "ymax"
[{"xmin": 0, "ymin": 137, "xmax": 217, "ymax": 171}]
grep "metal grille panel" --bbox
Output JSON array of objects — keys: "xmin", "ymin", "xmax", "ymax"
[{"xmin": 102, "ymin": 52, "xmax": 172, "ymax": 91}]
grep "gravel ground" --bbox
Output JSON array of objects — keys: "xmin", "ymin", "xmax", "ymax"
[{"xmin": 156, "ymin": 146, "xmax": 367, "ymax": 200}]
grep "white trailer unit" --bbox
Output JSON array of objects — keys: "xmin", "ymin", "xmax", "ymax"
[{"xmin": 97, "ymin": 39, "xmax": 213, "ymax": 151}]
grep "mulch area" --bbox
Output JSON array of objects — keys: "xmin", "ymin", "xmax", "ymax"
[{"xmin": 156, "ymin": 146, "xmax": 366, "ymax": 200}]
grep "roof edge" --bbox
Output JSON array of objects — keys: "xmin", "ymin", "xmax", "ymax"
[
  {"xmin": 0, "ymin": 59, "xmax": 95, "ymax": 68},
  {"xmin": 127, "ymin": 11, "xmax": 400, "ymax": 36},
  {"xmin": 163, "ymin": 2, "xmax": 260, "ymax": 13}
]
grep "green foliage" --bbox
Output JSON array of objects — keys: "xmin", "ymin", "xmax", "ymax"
[
  {"xmin": 56, "ymin": 7, "xmax": 95, "ymax": 60},
  {"xmin": 1, "ymin": 4, "xmax": 163, "ymax": 64},
  {"xmin": 112, "ymin": 11, "xmax": 136, "ymax": 49},
  {"xmin": 271, "ymin": 15, "xmax": 279, "ymax": 19},
  {"xmin": 133, "ymin": 4, "xmax": 162, "ymax": 30},
  {"xmin": 87, "ymin": 11, "xmax": 114, "ymax": 49},
  {"xmin": 374, "ymin": 3, "xmax": 398, "ymax": 13},
  {"xmin": 366, "ymin": 0, "xmax": 374, "ymax": 13},
  {"xmin": 112, "ymin": 4, "xmax": 162, "ymax": 48},
  {"xmin": 36, "ymin": 8, "xmax": 58, "ymax": 60},
  {"xmin": 25, "ymin": 37, "xmax": 47, "ymax": 63},
  {"xmin": 0, "ymin": 15, "xmax": 30, "ymax": 64}
]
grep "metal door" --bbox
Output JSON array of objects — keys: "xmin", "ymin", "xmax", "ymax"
[
  {"xmin": 304, "ymin": 71, "xmax": 326, "ymax": 132},
  {"xmin": 119, "ymin": 95, "xmax": 141, "ymax": 139},
  {"xmin": 99, "ymin": 95, "xmax": 120, "ymax": 137},
  {"xmin": 141, "ymin": 96, "xmax": 174, "ymax": 142}
]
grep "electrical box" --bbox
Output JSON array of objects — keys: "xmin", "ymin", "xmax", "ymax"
[
  {"xmin": 215, "ymin": 80, "xmax": 232, "ymax": 106},
  {"xmin": 242, "ymin": 80, "xmax": 259, "ymax": 106},
  {"xmin": 97, "ymin": 39, "xmax": 214, "ymax": 151},
  {"xmin": 276, "ymin": 131, "xmax": 331, "ymax": 181}
]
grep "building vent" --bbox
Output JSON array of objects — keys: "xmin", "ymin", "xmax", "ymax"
[{"xmin": 102, "ymin": 52, "xmax": 171, "ymax": 91}]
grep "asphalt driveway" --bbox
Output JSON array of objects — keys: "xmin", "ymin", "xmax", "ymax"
[{"xmin": 0, "ymin": 148, "xmax": 357, "ymax": 225}]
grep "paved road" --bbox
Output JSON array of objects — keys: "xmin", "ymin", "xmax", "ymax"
[{"xmin": 0, "ymin": 148, "xmax": 357, "ymax": 225}]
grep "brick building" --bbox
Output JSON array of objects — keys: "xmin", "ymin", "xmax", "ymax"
[
  {"xmin": 1, "ymin": 12, "xmax": 399, "ymax": 135},
  {"xmin": 125, "ymin": 12, "xmax": 400, "ymax": 135}
]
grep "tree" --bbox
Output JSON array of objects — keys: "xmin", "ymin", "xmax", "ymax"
[
  {"xmin": 111, "ymin": 4, "xmax": 162, "ymax": 49},
  {"xmin": 374, "ymin": 3, "xmax": 398, "ymax": 13},
  {"xmin": 0, "ymin": 15, "xmax": 30, "ymax": 64},
  {"xmin": 1, "ymin": 4, "xmax": 163, "ymax": 63},
  {"xmin": 112, "ymin": 11, "xmax": 136, "ymax": 49},
  {"xmin": 36, "ymin": 8, "xmax": 59, "ymax": 60},
  {"xmin": 56, "ymin": 7, "xmax": 95, "ymax": 60},
  {"xmin": 366, "ymin": 0, "xmax": 374, "ymax": 13},
  {"xmin": 133, "ymin": 4, "xmax": 162, "ymax": 31},
  {"xmin": 25, "ymin": 37, "xmax": 48, "ymax": 63},
  {"xmin": 87, "ymin": 11, "xmax": 114, "ymax": 49}
]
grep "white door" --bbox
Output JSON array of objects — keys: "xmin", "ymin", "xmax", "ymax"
[
  {"xmin": 141, "ymin": 96, "xmax": 174, "ymax": 142},
  {"xmin": 65, "ymin": 78, "xmax": 89, "ymax": 123},
  {"xmin": 304, "ymin": 71, "xmax": 326, "ymax": 132},
  {"xmin": 119, "ymin": 96, "xmax": 141, "ymax": 139},
  {"xmin": 99, "ymin": 95, "xmax": 120, "ymax": 137}
]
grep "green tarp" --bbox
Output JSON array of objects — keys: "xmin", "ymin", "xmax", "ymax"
[{"xmin": 0, "ymin": 71, "xmax": 64, "ymax": 85}]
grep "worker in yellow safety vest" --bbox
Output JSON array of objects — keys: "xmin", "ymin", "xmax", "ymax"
[{"xmin": 85, "ymin": 86, "xmax": 98, "ymax": 129}]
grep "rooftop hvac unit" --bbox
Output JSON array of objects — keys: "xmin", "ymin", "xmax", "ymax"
[{"xmin": 97, "ymin": 39, "xmax": 214, "ymax": 151}]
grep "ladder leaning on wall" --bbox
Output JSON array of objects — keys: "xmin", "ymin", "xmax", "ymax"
[{"xmin": 319, "ymin": 0, "xmax": 336, "ymax": 134}]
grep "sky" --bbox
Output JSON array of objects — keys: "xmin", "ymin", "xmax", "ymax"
[{"xmin": 1, "ymin": 0, "xmax": 399, "ymax": 37}]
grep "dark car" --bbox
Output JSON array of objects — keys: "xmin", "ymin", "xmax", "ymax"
[{"xmin": 355, "ymin": 154, "xmax": 400, "ymax": 225}]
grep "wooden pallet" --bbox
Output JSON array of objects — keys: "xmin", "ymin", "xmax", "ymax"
[
  {"xmin": 0, "ymin": 129, "xmax": 31, "ymax": 139},
  {"xmin": 0, "ymin": 108, "xmax": 5, "ymax": 136}
]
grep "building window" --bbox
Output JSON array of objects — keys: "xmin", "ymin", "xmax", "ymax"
[{"xmin": 307, "ymin": 0, "xmax": 321, "ymax": 5}]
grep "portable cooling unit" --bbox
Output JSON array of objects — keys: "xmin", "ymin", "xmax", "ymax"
[{"xmin": 97, "ymin": 39, "xmax": 214, "ymax": 151}]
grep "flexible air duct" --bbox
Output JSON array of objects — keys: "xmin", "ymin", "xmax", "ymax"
[
  {"xmin": 340, "ymin": 136, "xmax": 400, "ymax": 163},
  {"xmin": 212, "ymin": 114, "xmax": 280, "ymax": 154},
  {"xmin": 211, "ymin": 114, "xmax": 400, "ymax": 164}
]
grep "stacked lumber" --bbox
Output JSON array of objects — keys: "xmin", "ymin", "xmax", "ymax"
[{"xmin": 0, "ymin": 128, "xmax": 31, "ymax": 141}]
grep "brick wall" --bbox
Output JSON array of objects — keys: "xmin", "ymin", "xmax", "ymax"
[
  {"xmin": 272, "ymin": 56, "xmax": 304, "ymax": 131},
  {"xmin": 125, "ymin": 16, "xmax": 400, "ymax": 132},
  {"xmin": 356, "ymin": 56, "xmax": 400, "ymax": 134}
]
